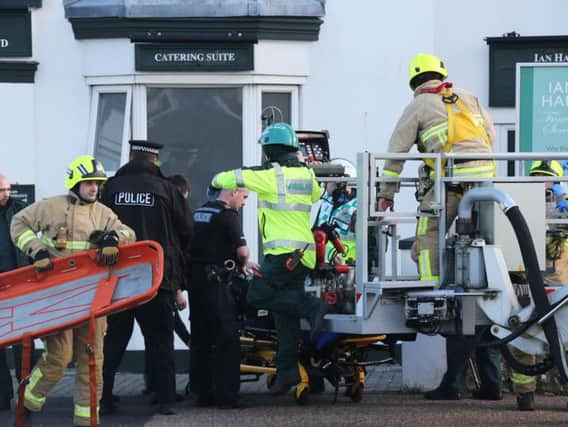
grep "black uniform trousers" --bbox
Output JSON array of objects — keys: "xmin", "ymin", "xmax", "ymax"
[
  {"xmin": 102, "ymin": 290, "xmax": 176, "ymax": 405},
  {"xmin": 440, "ymin": 328, "xmax": 501, "ymax": 394},
  {"xmin": 0, "ymin": 343, "xmax": 36, "ymax": 405},
  {"xmin": 190, "ymin": 268, "xmax": 240, "ymax": 406}
]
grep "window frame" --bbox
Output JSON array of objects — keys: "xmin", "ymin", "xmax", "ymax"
[{"xmin": 87, "ymin": 85, "xmax": 132, "ymax": 175}]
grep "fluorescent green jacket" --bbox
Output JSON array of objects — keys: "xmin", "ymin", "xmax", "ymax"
[{"xmin": 212, "ymin": 163, "xmax": 320, "ymax": 268}]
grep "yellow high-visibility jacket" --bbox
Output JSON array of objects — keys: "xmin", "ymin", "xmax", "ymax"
[{"xmin": 212, "ymin": 162, "xmax": 320, "ymax": 268}]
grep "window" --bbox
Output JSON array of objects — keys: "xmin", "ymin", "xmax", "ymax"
[
  {"xmin": 147, "ymin": 87, "xmax": 243, "ymax": 209},
  {"xmin": 262, "ymin": 92, "xmax": 291, "ymax": 128},
  {"xmin": 88, "ymin": 87, "xmax": 132, "ymax": 173}
]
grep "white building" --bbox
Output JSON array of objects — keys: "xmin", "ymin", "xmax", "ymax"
[{"xmin": 2, "ymin": 0, "xmax": 568, "ymax": 380}]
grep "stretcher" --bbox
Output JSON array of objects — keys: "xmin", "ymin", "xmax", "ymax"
[{"xmin": 0, "ymin": 240, "xmax": 164, "ymax": 427}]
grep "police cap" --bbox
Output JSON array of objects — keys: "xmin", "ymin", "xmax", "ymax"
[{"xmin": 128, "ymin": 140, "xmax": 164, "ymax": 155}]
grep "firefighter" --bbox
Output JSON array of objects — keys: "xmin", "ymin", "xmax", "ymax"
[
  {"xmin": 376, "ymin": 53, "xmax": 496, "ymax": 285},
  {"xmin": 189, "ymin": 187, "xmax": 250, "ymax": 409},
  {"xmin": 99, "ymin": 140, "xmax": 193, "ymax": 415},
  {"xmin": 315, "ymin": 157, "xmax": 357, "ymax": 264},
  {"xmin": 211, "ymin": 122, "xmax": 329, "ymax": 396},
  {"xmin": 10, "ymin": 155, "xmax": 135, "ymax": 426},
  {"xmin": 511, "ymin": 159, "xmax": 568, "ymax": 411}
]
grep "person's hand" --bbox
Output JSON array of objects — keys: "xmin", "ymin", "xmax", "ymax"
[
  {"xmin": 98, "ymin": 231, "xmax": 119, "ymax": 266},
  {"xmin": 244, "ymin": 261, "xmax": 260, "ymax": 275},
  {"xmin": 411, "ymin": 241, "xmax": 418, "ymax": 263},
  {"xmin": 33, "ymin": 249, "xmax": 52, "ymax": 272},
  {"xmin": 176, "ymin": 290, "xmax": 187, "ymax": 310},
  {"xmin": 551, "ymin": 184, "xmax": 567, "ymax": 198},
  {"xmin": 377, "ymin": 197, "xmax": 394, "ymax": 220},
  {"xmin": 557, "ymin": 200, "xmax": 568, "ymax": 213}
]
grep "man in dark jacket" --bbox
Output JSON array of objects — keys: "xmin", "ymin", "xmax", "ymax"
[
  {"xmin": 0, "ymin": 174, "xmax": 35, "ymax": 410},
  {"xmin": 99, "ymin": 141, "xmax": 193, "ymax": 416}
]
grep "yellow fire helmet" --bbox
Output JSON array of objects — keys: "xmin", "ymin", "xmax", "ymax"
[
  {"xmin": 64, "ymin": 155, "xmax": 107, "ymax": 189},
  {"xmin": 529, "ymin": 160, "xmax": 564, "ymax": 177},
  {"xmin": 408, "ymin": 53, "xmax": 448, "ymax": 87}
]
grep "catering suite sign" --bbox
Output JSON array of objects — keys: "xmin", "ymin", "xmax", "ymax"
[
  {"xmin": 0, "ymin": 10, "xmax": 32, "ymax": 57},
  {"xmin": 135, "ymin": 43, "xmax": 254, "ymax": 72}
]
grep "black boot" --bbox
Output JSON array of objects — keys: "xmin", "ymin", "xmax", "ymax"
[
  {"xmin": 517, "ymin": 392, "xmax": 535, "ymax": 411},
  {"xmin": 424, "ymin": 387, "xmax": 461, "ymax": 400}
]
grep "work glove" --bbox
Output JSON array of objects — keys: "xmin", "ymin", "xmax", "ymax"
[
  {"xmin": 551, "ymin": 183, "xmax": 567, "ymax": 198},
  {"xmin": 98, "ymin": 231, "xmax": 120, "ymax": 266},
  {"xmin": 557, "ymin": 200, "xmax": 568, "ymax": 213},
  {"xmin": 33, "ymin": 249, "xmax": 53, "ymax": 273}
]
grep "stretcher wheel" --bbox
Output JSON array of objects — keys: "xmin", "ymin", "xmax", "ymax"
[
  {"xmin": 294, "ymin": 383, "xmax": 309, "ymax": 405},
  {"xmin": 266, "ymin": 373, "xmax": 277, "ymax": 389}
]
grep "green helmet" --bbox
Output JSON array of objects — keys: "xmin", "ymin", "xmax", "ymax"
[
  {"xmin": 529, "ymin": 160, "xmax": 564, "ymax": 177},
  {"xmin": 258, "ymin": 122, "xmax": 299, "ymax": 149},
  {"xmin": 64, "ymin": 155, "xmax": 107, "ymax": 189}
]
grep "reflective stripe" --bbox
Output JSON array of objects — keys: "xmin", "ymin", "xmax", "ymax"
[
  {"xmin": 40, "ymin": 235, "xmax": 92, "ymax": 251},
  {"xmin": 272, "ymin": 163, "xmax": 286, "ymax": 201},
  {"xmin": 417, "ymin": 217, "xmax": 428, "ymax": 236},
  {"xmin": 421, "ymin": 121, "xmax": 449, "ymax": 147},
  {"xmin": 117, "ymin": 229, "xmax": 134, "ymax": 241},
  {"xmin": 453, "ymin": 164, "xmax": 495, "ymax": 178},
  {"xmin": 382, "ymin": 169, "xmax": 400, "ymax": 178},
  {"xmin": 258, "ymin": 201, "xmax": 312, "ymax": 212},
  {"xmin": 25, "ymin": 368, "xmax": 46, "ymax": 406},
  {"xmin": 196, "ymin": 207, "xmax": 222, "ymax": 214},
  {"xmin": 74, "ymin": 404, "xmax": 99, "ymax": 418},
  {"xmin": 16, "ymin": 230, "xmax": 37, "ymax": 250},
  {"xmin": 472, "ymin": 113, "xmax": 484, "ymax": 125},
  {"xmin": 286, "ymin": 178, "xmax": 313, "ymax": 195},
  {"xmin": 235, "ymin": 169, "xmax": 244, "ymax": 187},
  {"xmin": 264, "ymin": 240, "xmax": 315, "ymax": 251},
  {"xmin": 511, "ymin": 372, "xmax": 536, "ymax": 384},
  {"xmin": 418, "ymin": 249, "xmax": 433, "ymax": 280}
]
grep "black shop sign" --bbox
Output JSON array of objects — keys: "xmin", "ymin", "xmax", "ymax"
[
  {"xmin": 0, "ymin": 10, "xmax": 32, "ymax": 57},
  {"xmin": 135, "ymin": 43, "xmax": 254, "ymax": 72}
]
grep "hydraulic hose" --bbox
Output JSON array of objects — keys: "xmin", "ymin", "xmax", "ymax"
[
  {"xmin": 505, "ymin": 206, "xmax": 568, "ymax": 381},
  {"xmin": 457, "ymin": 187, "xmax": 568, "ymax": 381}
]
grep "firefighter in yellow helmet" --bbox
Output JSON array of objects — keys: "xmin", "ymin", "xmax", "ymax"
[
  {"xmin": 377, "ymin": 53, "xmax": 496, "ymax": 285},
  {"xmin": 11, "ymin": 155, "xmax": 135, "ymax": 426},
  {"xmin": 511, "ymin": 160, "xmax": 568, "ymax": 411}
]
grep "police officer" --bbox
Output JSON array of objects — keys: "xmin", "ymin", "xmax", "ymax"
[
  {"xmin": 190, "ymin": 187, "xmax": 250, "ymax": 409},
  {"xmin": 11, "ymin": 155, "xmax": 135, "ymax": 426},
  {"xmin": 100, "ymin": 140, "xmax": 193, "ymax": 415},
  {"xmin": 211, "ymin": 122, "xmax": 329, "ymax": 396}
]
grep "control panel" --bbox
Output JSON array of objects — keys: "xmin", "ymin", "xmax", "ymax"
[{"xmin": 296, "ymin": 130, "xmax": 330, "ymax": 164}]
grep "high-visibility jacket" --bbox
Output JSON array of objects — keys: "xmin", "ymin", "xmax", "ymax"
[
  {"xmin": 11, "ymin": 191, "xmax": 135, "ymax": 259},
  {"xmin": 212, "ymin": 162, "xmax": 320, "ymax": 269},
  {"xmin": 378, "ymin": 79, "xmax": 496, "ymax": 201}
]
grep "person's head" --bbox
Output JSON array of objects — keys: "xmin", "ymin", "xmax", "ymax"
[
  {"xmin": 128, "ymin": 140, "xmax": 164, "ymax": 165},
  {"xmin": 0, "ymin": 174, "xmax": 11, "ymax": 208},
  {"xmin": 259, "ymin": 122, "xmax": 299, "ymax": 163},
  {"xmin": 529, "ymin": 160, "xmax": 564, "ymax": 189},
  {"xmin": 218, "ymin": 188, "xmax": 249, "ymax": 210},
  {"xmin": 326, "ymin": 158, "xmax": 357, "ymax": 204},
  {"xmin": 408, "ymin": 53, "xmax": 448, "ymax": 91},
  {"xmin": 168, "ymin": 174, "xmax": 190, "ymax": 199},
  {"xmin": 64, "ymin": 155, "xmax": 107, "ymax": 203}
]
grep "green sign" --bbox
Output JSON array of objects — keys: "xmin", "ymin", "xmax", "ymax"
[
  {"xmin": 518, "ymin": 64, "xmax": 568, "ymax": 154},
  {"xmin": 135, "ymin": 43, "xmax": 254, "ymax": 72},
  {"xmin": 0, "ymin": 10, "xmax": 32, "ymax": 57}
]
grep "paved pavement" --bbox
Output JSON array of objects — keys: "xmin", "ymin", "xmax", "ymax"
[{"xmin": 2, "ymin": 366, "xmax": 568, "ymax": 426}]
